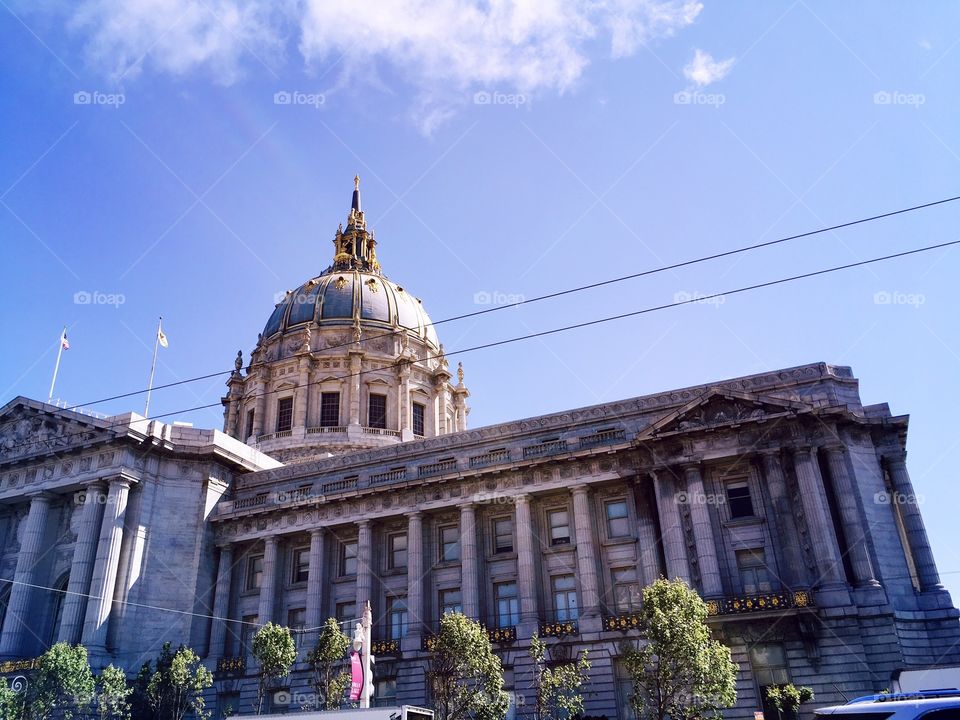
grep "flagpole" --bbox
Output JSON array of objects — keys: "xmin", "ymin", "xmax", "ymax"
[
  {"xmin": 47, "ymin": 326, "xmax": 67, "ymax": 404},
  {"xmin": 144, "ymin": 316, "xmax": 162, "ymax": 417}
]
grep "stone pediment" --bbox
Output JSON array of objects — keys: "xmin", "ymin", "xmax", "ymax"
[
  {"xmin": 0, "ymin": 397, "xmax": 115, "ymax": 464},
  {"xmin": 638, "ymin": 388, "xmax": 809, "ymax": 439}
]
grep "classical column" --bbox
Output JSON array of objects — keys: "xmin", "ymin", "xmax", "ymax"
[
  {"xmin": 58, "ymin": 483, "xmax": 107, "ymax": 644},
  {"xmin": 252, "ymin": 373, "xmax": 268, "ymax": 438},
  {"xmin": 355, "ymin": 520, "xmax": 373, "ymax": 610},
  {"xmin": 294, "ymin": 356, "xmax": 310, "ymax": 429},
  {"xmin": 0, "ymin": 493, "xmax": 53, "ymax": 657},
  {"xmin": 886, "ymin": 452, "xmax": 942, "ymax": 591},
  {"xmin": 682, "ymin": 465, "xmax": 722, "ymax": 597},
  {"xmin": 652, "ymin": 471, "xmax": 689, "ymax": 582},
  {"xmin": 82, "ymin": 478, "xmax": 131, "ymax": 654},
  {"xmin": 824, "ymin": 446, "xmax": 878, "ymax": 587},
  {"xmin": 792, "ymin": 448, "xmax": 846, "ymax": 587},
  {"xmin": 759, "ymin": 451, "xmax": 806, "ymax": 587},
  {"xmin": 514, "ymin": 494, "xmax": 539, "ymax": 623},
  {"xmin": 398, "ymin": 363, "xmax": 412, "ymax": 440},
  {"xmin": 634, "ymin": 479, "xmax": 662, "ymax": 587},
  {"xmin": 258, "ymin": 536, "xmax": 279, "ymax": 624},
  {"xmin": 209, "ymin": 543, "xmax": 234, "ymax": 659},
  {"xmin": 406, "ymin": 513, "xmax": 424, "ymax": 634},
  {"xmin": 570, "ymin": 486, "xmax": 601, "ymax": 616},
  {"xmin": 348, "ymin": 351, "xmax": 363, "ymax": 427},
  {"xmin": 459, "ymin": 505, "xmax": 479, "ymax": 619},
  {"xmin": 305, "ymin": 529, "xmax": 327, "ymax": 642}
]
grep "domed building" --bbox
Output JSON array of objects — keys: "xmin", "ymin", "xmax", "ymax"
[{"xmin": 221, "ymin": 177, "xmax": 469, "ymax": 463}]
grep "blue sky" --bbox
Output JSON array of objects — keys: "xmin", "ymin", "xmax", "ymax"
[{"xmin": 1, "ymin": 2, "xmax": 959, "ymax": 602}]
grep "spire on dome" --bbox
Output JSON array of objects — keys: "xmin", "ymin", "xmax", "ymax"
[
  {"xmin": 352, "ymin": 174, "xmax": 361, "ymax": 212},
  {"xmin": 330, "ymin": 175, "xmax": 379, "ymax": 274}
]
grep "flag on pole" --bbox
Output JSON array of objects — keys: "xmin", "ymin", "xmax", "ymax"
[
  {"xmin": 61, "ymin": 332, "xmax": 70, "ymax": 350},
  {"xmin": 157, "ymin": 324, "xmax": 169, "ymax": 348}
]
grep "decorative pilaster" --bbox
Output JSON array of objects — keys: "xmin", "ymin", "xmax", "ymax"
[
  {"xmin": 258, "ymin": 536, "xmax": 279, "ymax": 624},
  {"xmin": 652, "ymin": 471, "xmax": 690, "ymax": 583},
  {"xmin": 355, "ymin": 520, "xmax": 373, "ymax": 611},
  {"xmin": 886, "ymin": 453, "xmax": 942, "ymax": 591},
  {"xmin": 459, "ymin": 504, "xmax": 479, "ymax": 619},
  {"xmin": 209, "ymin": 543, "xmax": 234, "ymax": 659},
  {"xmin": 682, "ymin": 464, "xmax": 722, "ymax": 597},
  {"xmin": 759, "ymin": 451, "xmax": 806, "ymax": 588},
  {"xmin": 294, "ymin": 356, "xmax": 310, "ymax": 429},
  {"xmin": 398, "ymin": 362, "xmax": 412, "ymax": 441},
  {"xmin": 824, "ymin": 446, "xmax": 879, "ymax": 587},
  {"xmin": 634, "ymin": 478, "xmax": 662, "ymax": 587},
  {"xmin": 253, "ymin": 371, "xmax": 268, "ymax": 438},
  {"xmin": 571, "ymin": 486, "xmax": 601, "ymax": 617},
  {"xmin": 82, "ymin": 478, "xmax": 131, "ymax": 656},
  {"xmin": 0, "ymin": 493, "xmax": 53, "ymax": 657},
  {"xmin": 792, "ymin": 448, "xmax": 846, "ymax": 588},
  {"xmin": 514, "ymin": 494, "xmax": 539, "ymax": 624},
  {"xmin": 406, "ymin": 513, "xmax": 424, "ymax": 639},
  {"xmin": 58, "ymin": 482, "xmax": 107, "ymax": 644},
  {"xmin": 348, "ymin": 351, "xmax": 363, "ymax": 428},
  {"xmin": 305, "ymin": 529, "xmax": 327, "ymax": 644}
]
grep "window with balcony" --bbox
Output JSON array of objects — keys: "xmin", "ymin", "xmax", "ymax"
[
  {"xmin": 412, "ymin": 402, "xmax": 425, "ymax": 436},
  {"xmin": 493, "ymin": 517, "xmax": 514, "ymax": 554},
  {"xmin": 726, "ymin": 479, "xmax": 755, "ymax": 519},
  {"xmin": 368, "ymin": 393, "xmax": 387, "ymax": 429},
  {"xmin": 388, "ymin": 533, "xmax": 408, "ymax": 570},
  {"xmin": 494, "ymin": 582, "xmax": 519, "ymax": 628},
  {"xmin": 439, "ymin": 525, "xmax": 460, "ymax": 562},
  {"xmin": 276, "ymin": 397, "xmax": 293, "ymax": 433},
  {"xmin": 240, "ymin": 615, "xmax": 258, "ymax": 657},
  {"xmin": 287, "ymin": 607, "xmax": 306, "ymax": 648},
  {"xmin": 737, "ymin": 547, "xmax": 773, "ymax": 594},
  {"xmin": 611, "ymin": 567, "xmax": 640, "ymax": 613},
  {"xmin": 439, "ymin": 588, "xmax": 463, "ymax": 617},
  {"xmin": 547, "ymin": 509, "xmax": 570, "ymax": 546},
  {"xmin": 320, "ymin": 392, "xmax": 341, "ymax": 427},
  {"xmin": 551, "ymin": 574, "xmax": 579, "ymax": 621},
  {"xmin": 605, "ymin": 499, "xmax": 630, "ymax": 538},
  {"xmin": 340, "ymin": 540, "xmax": 358, "ymax": 577},
  {"xmin": 292, "ymin": 547, "xmax": 309, "ymax": 584},
  {"xmin": 386, "ymin": 597, "xmax": 408, "ymax": 640},
  {"xmin": 246, "ymin": 555, "xmax": 263, "ymax": 591}
]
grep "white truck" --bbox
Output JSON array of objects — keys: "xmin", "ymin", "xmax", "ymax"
[{"xmin": 891, "ymin": 666, "xmax": 960, "ymax": 693}]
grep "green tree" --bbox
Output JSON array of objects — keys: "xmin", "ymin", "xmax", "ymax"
[
  {"xmin": 623, "ymin": 579, "xmax": 737, "ymax": 720},
  {"xmin": 530, "ymin": 634, "xmax": 591, "ymax": 720},
  {"xmin": 98, "ymin": 665, "xmax": 132, "ymax": 720},
  {"xmin": 305, "ymin": 618, "xmax": 352, "ymax": 710},
  {"xmin": 145, "ymin": 642, "xmax": 213, "ymax": 720},
  {"xmin": 765, "ymin": 684, "xmax": 814, "ymax": 720},
  {"xmin": 251, "ymin": 623, "xmax": 297, "ymax": 715},
  {"xmin": 0, "ymin": 678, "xmax": 22, "ymax": 720},
  {"xmin": 428, "ymin": 612, "xmax": 508, "ymax": 720},
  {"xmin": 21, "ymin": 642, "xmax": 95, "ymax": 720}
]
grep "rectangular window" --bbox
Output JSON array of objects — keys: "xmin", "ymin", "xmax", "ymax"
[
  {"xmin": 412, "ymin": 402, "xmax": 425, "ymax": 436},
  {"xmin": 292, "ymin": 547, "xmax": 309, "ymax": 584},
  {"xmin": 750, "ymin": 644, "xmax": 792, "ymax": 720},
  {"xmin": 439, "ymin": 588, "xmax": 463, "ymax": 616},
  {"xmin": 493, "ymin": 518, "xmax": 513, "ymax": 554},
  {"xmin": 368, "ymin": 393, "xmax": 387, "ymax": 429},
  {"xmin": 611, "ymin": 567, "xmax": 640, "ymax": 613},
  {"xmin": 605, "ymin": 499, "xmax": 630, "ymax": 538},
  {"xmin": 387, "ymin": 597, "xmax": 408, "ymax": 640},
  {"xmin": 439, "ymin": 525, "xmax": 460, "ymax": 562},
  {"xmin": 320, "ymin": 392, "xmax": 341, "ymax": 427},
  {"xmin": 737, "ymin": 548, "xmax": 773, "ymax": 595},
  {"xmin": 389, "ymin": 533, "xmax": 408, "ymax": 570},
  {"xmin": 615, "ymin": 661, "xmax": 638, "ymax": 720},
  {"xmin": 726, "ymin": 480, "xmax": 755, "ymax": 519},
  {"xmin": 276, "ymin": 397, "xmax": 294, "ymax": 432},
  {"xmin": 551, "ymin": 574, "xmax": 579, "ymax": 621},
  {"xmin": 245, "ymin": 409, "xmax": 255, "ymax": 440},
  {"xmin": 494, "ymin": 582, "xmax": 519, "ymax": 628},
  {"xmin": 287, "ymin": 607, "xmax": 306, "ymax": 649},
  {"xmin": 246, "ymin": 555, "xmax": 263, "ymax": 591},
  {"xmin": 241, "ymin": 615, "xmax": 258, "ymax": 657},
  {"xmin": 547, "ymin": 509, "xmax": 570, "ymax": 546},
  {"xmin": 340, "ymin": 540, "xmax": 358, "ymax": 577},
  {"xmin": 335, "ymin": 601, "xmax": 356, "ymax": 626},
  {"xmin": 374, "ymin": 678, "xmax": 397, "ymax": 708}
]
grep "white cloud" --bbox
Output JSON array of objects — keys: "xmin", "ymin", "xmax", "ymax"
[{"xmin": 682, "ymin": 48, "xmax": 734, "ymax": 88}]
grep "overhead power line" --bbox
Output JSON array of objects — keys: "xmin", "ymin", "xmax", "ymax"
[{"xmin": 4, "ymin": 236, "xmax": 958, "ymax": 455}]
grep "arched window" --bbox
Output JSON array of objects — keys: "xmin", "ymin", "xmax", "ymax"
[{"xmin": 47, "ymin": 573, "xmax": 69, "ymax": 648}]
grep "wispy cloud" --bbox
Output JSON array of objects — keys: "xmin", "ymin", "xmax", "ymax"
[{"xmin": 682, "ymin": 47, "xmax": 734, "ymax": 87}]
